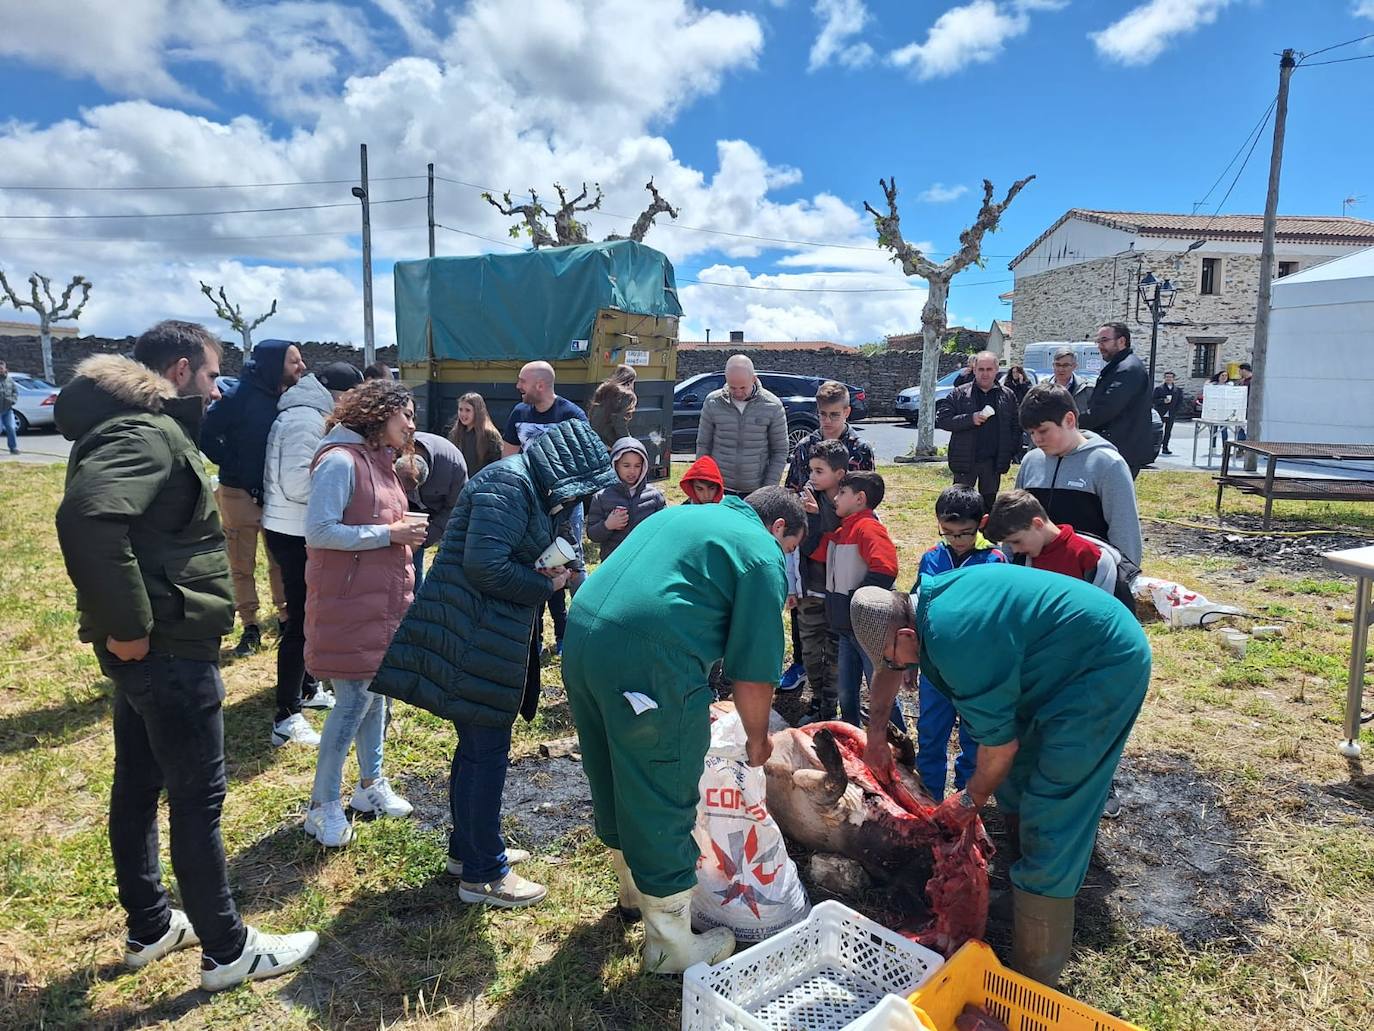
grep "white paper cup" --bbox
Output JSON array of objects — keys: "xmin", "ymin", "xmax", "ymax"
[
  {"xmin": 403, "ymin": 512, "xmax": 429, "ymax": 527},
  {"xmin": 1220, "ymin": 629, "xmax": 1248, "ymax": 658},
  {"xmin": 535, "ymin": 537, "xmax": 577, "ymax": 571},
  {"xmin": 980, "ymin": 405, "xmax": 995, "ymax": 418}
]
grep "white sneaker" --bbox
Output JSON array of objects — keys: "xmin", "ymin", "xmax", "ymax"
[
  {"xmin": 200, "ymin": 925, "xmax": 319, "ymax": 992},
  {"xmin": 445, "ymin": 848, "xmax": 530, "ymax": 878},
  {"xmin": 303, "ymin": 801, "xmax": 354, "ymax": 847},
  {"xmin": 349, "ymin": 776, "xmax": 413, "ymax": 818},
  {"xmin": 124, "ymin": 908, "xmax": 200, "ymax": 969},
  {"xmin": 301, "ymin": 688, "xmax": 336, "ymax": 710},
  {"xmin": 272, "ymin": 713, "xmax": 321, "ymax": 749}
]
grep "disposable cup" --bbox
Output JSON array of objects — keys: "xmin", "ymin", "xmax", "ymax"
[
  {"xmin": 1251, "ymin": 625, "xmax": 1283, "ymax": 639},
  {"xmin": 535, "ymin": 537, "xmax": 577, "ymax": 571},
  {"xmin": 403, "ymin": 512, "xmax": 429, "ymax": 526},
  {"xmin": 1220, "ymin": 629, "xmax": 1248, "ymax": 658},
  {"xmin": 980, "ymin": 405, "xmax": 995, "ymax": 418}
]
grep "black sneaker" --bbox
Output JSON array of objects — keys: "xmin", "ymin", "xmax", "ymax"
[
  {"xmin": 1102, "ymin": 783, "xmax": 1122, "ymax": 820},
  {"xmin": 232, "ymin": 624, "xmax": 262, "ymax": 658}
]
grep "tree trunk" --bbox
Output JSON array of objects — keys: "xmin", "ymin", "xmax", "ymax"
[
  {"xmin": 915, "ymin": 279, "xmax": 950, "ymax": 454},
  {"xmin": 40, "ymin": 316, "xmax": 54, "ymax": 383},
  {"xmin": 241, "ymin": 328, "xmax": 253, "ymax": 357}
]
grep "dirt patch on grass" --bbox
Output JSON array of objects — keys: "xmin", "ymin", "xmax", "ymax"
[
  {"xmin": 1145, "ymin": 514, "xmax": 1369, "ymax": 578},
  {"xmin": 1088, "ymin": 751, "xmax": 1272, "ymax": 946},
  {"xmin": 405, "ymin": 754, "xmax": 595, "ymax": 853}
]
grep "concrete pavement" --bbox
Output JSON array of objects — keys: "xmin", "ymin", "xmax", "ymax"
[{"xmin": 0, "ymin": 429, "xmax": 72, "ymax": 465}]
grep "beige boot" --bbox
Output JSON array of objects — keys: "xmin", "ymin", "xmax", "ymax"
[
  {"xmin": 640, "ymin": 889, "xmax": 735, "ymax": 974},
  {"xmin": 1010, "ymin": 888, "xmax": 1076, "ymax": 988},
  {"xmin": 609, "ymin": 849, "xmax": 643, "ymax": 922}
]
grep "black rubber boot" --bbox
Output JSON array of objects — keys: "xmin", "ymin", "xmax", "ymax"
[
  {"xmin": 232, "ymin": 624, "xmax": 262, "ymax": 658},
  {"xmin": 1011, "ymin": 888, "xmax": 1075, "ymax": 988}
]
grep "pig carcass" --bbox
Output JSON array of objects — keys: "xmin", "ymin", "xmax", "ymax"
[{"xmin": 764, "ymin": 721, "xmax": 991, "ymax": 954}]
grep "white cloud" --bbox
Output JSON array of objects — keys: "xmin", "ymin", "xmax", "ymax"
[
  {"xmin": 918, "ymin": 183, "xmax": 969, "ymax": 203},
  {"xmin": 371, "ymin": 0, "xmax": 442, "ymax": 54},
  {"xmin": 0, "ymin": 1, "xmax": 377, "ymax": 115},
  {"xmin": 808, "ymin": 0, "xmax": 876, "ymax": 71},
  {"xmin": 889, "ymin": 1, "xmax": 1062, "ymax": 80},
  {"xmin": 1, "ymin": 1, "xmax": 917, "ymax": 349},
  {"xmin": 1089, "ymin": 0, "xmax": 1234, "ymax": 67},
  {"xmin": 680, "ymin": 265, "xmax": 926, "ymax": 344},
  {"xmin": 1353, "ymin": 0, "xmax": 1374, "ymax": 17}
]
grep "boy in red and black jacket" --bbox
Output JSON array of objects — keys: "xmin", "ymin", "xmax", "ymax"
[
  {"xmin": 816, "ymin": 471, "xmax": 906, "ymax": 732},
  {"xmin": 679, "ymin": 455, "xmax": 724, "ymax": 504}
]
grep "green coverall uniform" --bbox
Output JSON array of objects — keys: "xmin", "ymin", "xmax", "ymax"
[
  {"xmin": 916, "ymin": 563, "xmax": 1151, "ymax": 899},
  {"xmin": 563, "ymin": 496, "xmax": 787, "ymax": 898}
]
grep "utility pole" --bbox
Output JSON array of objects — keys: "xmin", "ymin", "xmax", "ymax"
[
  {"xmin": 351, "ymin": 143, "xmax": 376, "ymax": 367},
  {"xmin": 1249, "ymin": 48, "xmax": 1296, "ymax": 456},
  {"xmin": 427, "ymin": 162, "xmax": 436, "ymax": 259}
]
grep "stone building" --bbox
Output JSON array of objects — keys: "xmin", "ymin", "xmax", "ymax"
[{"xmin": 1007, "ymin": 209, "xmax": 1374, "ymax": 387}]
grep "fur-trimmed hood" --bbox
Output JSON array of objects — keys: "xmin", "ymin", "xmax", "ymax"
[{"xmin": 55, "ymin": 354, "xmax": 200, "ymax": 442}]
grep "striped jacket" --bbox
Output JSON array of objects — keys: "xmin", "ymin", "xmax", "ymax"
[{"xmin": 815, "ymin": 508, "xmax": 898, "ymax": 631}]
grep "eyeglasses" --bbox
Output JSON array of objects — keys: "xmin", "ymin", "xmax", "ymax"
[
  {"xmin": 818, "ymin": 410, "xmax": 847, "ymax": 421},
  {"xmin": 1052, "ymin": 360, "xmax": 1075, "ymax": 368},
  {"xmin": 939, "ymin": 528, "xmax": 978, "ymax": 541}
]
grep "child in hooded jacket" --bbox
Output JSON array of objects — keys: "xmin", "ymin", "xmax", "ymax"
[
  {"xmin": 587, "ymin": 437, "xmax": 667, "ymax": 560},
  {"xmin": 679, "ymin": 455, "xmax": 725, "ymax": 504}
]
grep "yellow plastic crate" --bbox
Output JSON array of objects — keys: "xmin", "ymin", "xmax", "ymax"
[{"xmin": 908, "ymin": 941, "xmax": 1141, "ymax": 1031}]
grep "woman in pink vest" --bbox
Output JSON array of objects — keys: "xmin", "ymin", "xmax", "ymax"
[{"xmin": 302, "ymin": 380, "xmax": 427, "ymax": 847}]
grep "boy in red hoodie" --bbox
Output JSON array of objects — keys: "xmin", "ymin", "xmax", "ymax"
[
  {"xmin": 679, "ymin": 455, "xmax": 724, "ymax": 504},
  {"xmin": 817, "ymin": 471, "xmax": 906, "ymax": 731}
]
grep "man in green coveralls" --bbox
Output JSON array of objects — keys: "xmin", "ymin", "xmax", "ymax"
[
  {"xmin": 563, "ymin": 486, "xmax": 806, "ymax": 974},
  {"xmin": 850, "ymin": 564, "xmax": 1151, "ymax": 987}
]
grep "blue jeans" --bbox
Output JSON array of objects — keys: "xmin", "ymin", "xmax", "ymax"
[
  {"xmin": 916, "ymin": 674, "xmax": 977, "ymax": 801},
  {"xmin": 1, "ymin": 408, "xmax": 17, "ymax": 452},
  {"xmin": 311, "ymin": 678, "xmax": 386, "ymax": 804},
  {"xmin": 449, "ymin": 719, "xmax": 514, "ymax": 883},
  {"xmin": 837, "ymin": 629, "xmax": 908, "ymax": 733}
]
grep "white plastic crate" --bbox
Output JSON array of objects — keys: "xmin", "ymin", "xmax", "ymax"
[
  {"xmin": 846, "ymin": 994, "xmax": 922, "ymax": 1031},
  {"xmin": 681, "ymin": 900, "xmax": 943, "ymax": 1031}
]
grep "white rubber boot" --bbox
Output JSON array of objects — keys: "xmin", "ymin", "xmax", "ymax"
[
  {"xmin": 609, "ymin": 849, "xmax": 642, "ymax": 922},
  {"xmin": 640, "ymin": 888, "xmax": 735, "ymax": 975}
]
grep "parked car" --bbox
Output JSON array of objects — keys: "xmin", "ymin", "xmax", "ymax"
[
  {"xmin": 6, "ymin": 373, "xmax": 60, "ymax": 431},
  {"xmin": 895, "ymin": 368, "xmax": 1048, "ymax": 426},
  {"xmin": 672, "ymin": 372, "xmax": 868, "ymax": 453}
]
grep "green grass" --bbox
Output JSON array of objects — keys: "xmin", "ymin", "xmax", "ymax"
[{"xmin": 1, "ymin": 461, "xmax": 1373, "ymax": 1028}]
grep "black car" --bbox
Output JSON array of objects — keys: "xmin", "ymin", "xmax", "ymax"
[{"xmin": 672, "ymin": 372, "xmax": 868, "ymax": 453}]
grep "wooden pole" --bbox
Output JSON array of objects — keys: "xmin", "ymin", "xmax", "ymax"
[
  {"xmin": 427, "ymin": 162, "xmax": 436, "ymax": 259},
  {"xmin": 1248, "ymin": 48, "xmax": 1296, "ymax": 455}
]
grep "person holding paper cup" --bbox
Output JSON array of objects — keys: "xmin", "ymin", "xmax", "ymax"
[
  {"xmin": 371, "ymin": 420, "xmax": 617, "ymax": 909},
  {"xmin": 562, "ymin": 486, "xmax": 807, "ymax": 974},
  {"xmin": 935, "ymin": 351, "xmax": 1019, "ymax": 515}
]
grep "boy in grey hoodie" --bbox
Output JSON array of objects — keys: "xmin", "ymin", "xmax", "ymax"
[
  {"xmin": 586, "ymin": 437, "xmax": 667, "ymax": 561},
  {"xmin": 1014, "ymin": 383, "xmax": 1143, "ymax": 567}
]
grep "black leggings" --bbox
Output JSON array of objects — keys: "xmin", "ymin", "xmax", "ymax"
[{"xmin": 263, "ymin": 530, "xmax": 313, "ymax": 723}]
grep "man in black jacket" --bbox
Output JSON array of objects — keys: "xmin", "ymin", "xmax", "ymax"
[
  {"xmin": 935, "ymin": 351, "xmax": 1018, "ymax": 514},
  {"xmin": 1152, "ymin": 371, "xmax": 1184, "ymax": 455},
  {"xmin": 1079, "ymin": 323, "xmax": 1153, "ymax": 477},
  {"xmin": 199, "ymin": 339, "xmax": 306, "ymax": 655}
]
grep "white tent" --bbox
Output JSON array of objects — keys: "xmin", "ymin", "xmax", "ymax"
[{"xmin": 1263, "ymin": 246, "xmax": 1374, "ymax": 444}]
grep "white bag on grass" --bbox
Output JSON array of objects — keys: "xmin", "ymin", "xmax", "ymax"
[
  {"xmin": 1134, "ymin": 574, "xmax": 1243, "ymax": 627},
  {"xmin": 691, "ymin": 711, "xmax": 810, "ymax": 942}
]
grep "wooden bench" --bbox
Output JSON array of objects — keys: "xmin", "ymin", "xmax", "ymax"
[{"xmin": 1214, "ymin": 441, "xmax": 1374, "ymax": 528}]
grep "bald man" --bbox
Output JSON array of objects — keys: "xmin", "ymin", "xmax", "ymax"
[
  {"xmin": 695, "ymin": 354, "xmax": 788, "ymax": 496},
  {"xmin": 934, "ymin": 350, "xmax": 1018, "ymax": 514},
  {"xmin": 501, "ymin": 361, "xmax": 588, "ymax": 457}
]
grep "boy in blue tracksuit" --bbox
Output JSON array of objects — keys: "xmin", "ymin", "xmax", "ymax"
[{"xmin": 913, "ymin": 486, "xmax": 1006, "ymax": 799}]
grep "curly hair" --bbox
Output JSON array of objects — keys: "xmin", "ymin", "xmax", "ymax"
[{"xmin": 327, "ymin": 380, "xmax": 414, "ymax": 449}]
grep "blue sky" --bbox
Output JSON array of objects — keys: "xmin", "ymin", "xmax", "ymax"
[{"xmin": 0, "ymin": 0, "xmax": 1371, "ymax": 348}]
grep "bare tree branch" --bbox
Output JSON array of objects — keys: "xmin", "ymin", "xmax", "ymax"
[
  {"xmin": 53, "ymin": 276, "xmax": 91, "ymax": 322},
  {"xmin": 247, "ymin": 299, "xmax": 279, "ymax": 331},
  {"xmin": 549, "ymin": 181, "xmax": 602, "ymax": 246},
  {"xmin": 0, "ymin": 268, "xmax": 24, "ymax": 311},
  {"xmin": 0, "ymin": 268, "xmax": 92, "ymax": 381},
  {"xmin": 481, "ymin": 188, "xmax": 556, "ymax": 247},
  {"xmin": 199, "ymin": 280, "xmax": 276, "ymax": 353},
  {"xmin": 609, "ymin": 177, "xmax": 680, "ymax": 243}
]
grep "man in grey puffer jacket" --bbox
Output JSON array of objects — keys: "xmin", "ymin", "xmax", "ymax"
[{"xmin": 695, "ymin": 354, "xmax": 788, "ymax": 495}]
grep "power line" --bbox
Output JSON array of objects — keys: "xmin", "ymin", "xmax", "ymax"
[
  {"xmin": 0, "ymin": 175, "xmax": 425, "ymax": 192},
  {"xmin": 682, "ymin": 275, "xmax": 1011, "ymax": 294},
  {"xmin": 0, "ymin": 194, "xmax": 426, "ymax": 221},
  {"xmin": 434, "ymin": 222, "xmax": 528, "ymax": 250},
  {"xmin": 1299, "ymin": 31, "xmax": 1374, "ymax": 61},
  {"xmin": 1192, "ymin": 97, "xmax": 1278, "ymax": 214},
  {"xmin": 0, "ymin": 224, "xmax": 429, "ymax": 244},
  {"xmin": 1299, "ymin": 53, "xmax": 1374, "ymax": 67}
]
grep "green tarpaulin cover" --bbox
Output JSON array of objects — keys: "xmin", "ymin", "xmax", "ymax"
[{"xmin": 394, "ymin": 240, "xmax": 682, "ymax": 362}]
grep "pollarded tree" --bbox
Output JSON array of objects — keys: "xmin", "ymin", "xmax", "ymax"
[
  {"xmin": 0, "ymin": 268, "xmax": 91, "ymax": 382},
  {"xmin": 484, "ymin": 180, "xmax": 678, "ymax": 247},
  {"xmin": 199, "ymin": 281, "xmax": 278, "ymax": 356},
  {"xmin": 864, "ymin": 175, "xmax": 1034, "ymax": 456}
]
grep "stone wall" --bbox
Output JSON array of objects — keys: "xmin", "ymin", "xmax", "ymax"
[
  {"xmin": 1010, "ymin": 252, "xmax": 1268, "ymax": 387},
  {"xmin": 678, "ymin": 347, "xmax": 963, "ymax": 415},
  {"xmin": 0, "ymin": 335, "xmax": 958, "ymax": 415},
  {"xmin": 0, "ymin": 334, "xmax": 396, "ymax": 385}
]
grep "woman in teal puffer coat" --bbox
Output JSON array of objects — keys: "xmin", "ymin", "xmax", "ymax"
[{"xmin": 371, "ymin": 418, "xmax": 615, "ymax": 908}]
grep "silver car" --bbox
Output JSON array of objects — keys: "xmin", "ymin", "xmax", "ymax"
[{"xmin": 7, "ymin": 372, "xmax": 60, "ymax": 431}]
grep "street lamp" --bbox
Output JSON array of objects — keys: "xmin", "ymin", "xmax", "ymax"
[{"xmin": 1138, "ymin": 271, "xmax": 1176, "ymax": 384}]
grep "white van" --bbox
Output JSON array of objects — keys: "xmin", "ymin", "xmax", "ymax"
[{"xmin": 1020, "ymin": 341, "xmax": 1105, "ymax": 377}]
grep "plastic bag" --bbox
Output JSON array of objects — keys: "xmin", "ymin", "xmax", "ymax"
[
  {"xmin": 691, "ymin": 711, "xmax": 811, "ymax": 942},
  {"xmin": 1134, "ymin": 574, "xmax": 1243, "ymax": 627}
]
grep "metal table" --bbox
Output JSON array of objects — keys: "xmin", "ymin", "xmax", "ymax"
[
  {"xmin": 1321, "ymin": 545, "xmax": 1374, "ymax": 758},
  {"xmin": 1215, "ymin": 440, "xmax": 1374, "ymax": 528},
  {"xmin": 1191, "ymin": 419, "xmax": 1246, "ymax": 469}
]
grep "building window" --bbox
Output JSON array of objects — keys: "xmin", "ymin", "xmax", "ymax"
[
  {"xmin": 1278, "ymin": 260, "xmax": 1298, "ymax": 278},
  {"xmin": 1191, "ymin": 341, "xmax": 1219, "ymax": 379},
  {"xmin": 1200, "ymin": 257, "xmax": 1221, "ymax": 295}
]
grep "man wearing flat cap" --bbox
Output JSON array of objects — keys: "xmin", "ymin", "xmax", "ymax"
[{"xmin": 849, "ymin": 565, "xmax": 1150, "ymax": 989}]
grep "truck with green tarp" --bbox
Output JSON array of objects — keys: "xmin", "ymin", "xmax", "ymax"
[{"xmin": 393, "ymin": 239, "xmax": 681, "ymax": 480}]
